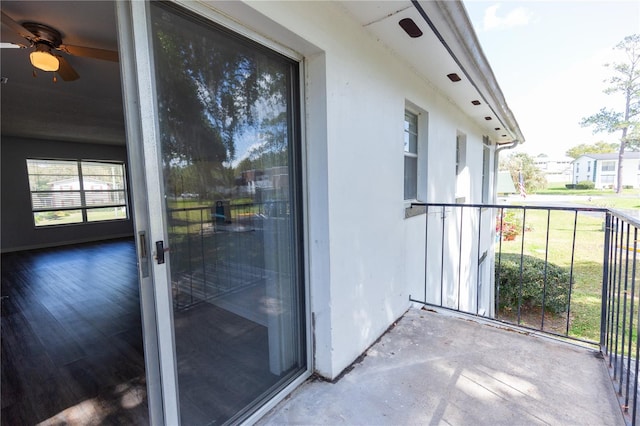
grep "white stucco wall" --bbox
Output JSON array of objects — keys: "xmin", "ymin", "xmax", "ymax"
[{"xmin": 214, "ymin": 1, "xmax": 499, "ymax": 379}]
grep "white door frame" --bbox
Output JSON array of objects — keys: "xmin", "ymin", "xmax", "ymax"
[
  {"xmin": 115, "ymin": 2, "xmax": 314, "ymax": 424},
  {"xmin": 115, "ymin": 1, "xmax": 180, "ymax": 424}
]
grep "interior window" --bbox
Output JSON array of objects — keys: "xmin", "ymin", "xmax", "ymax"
[{"xmin": 26, "ymin": 159, "xmax": 128, "ymax": 227}]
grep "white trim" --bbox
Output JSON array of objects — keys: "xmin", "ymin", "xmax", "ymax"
[
  {"xmin": 298, "ymin": 59, "xmax": 315, "ymax": 378},
  {"xmin": 115, "ymin": 1, "xmax": 166, "ymax": 424},
  {"xmin": 126, "ymin": 1, "xmax": 182, "ymax": 423},
  {"xmin": 243, "ymin": 371, "xmax": 313, "ymax": 425},
  {"xmin": 174, "ymin": 1, "xmax": 304, "ymax": 62},
  {"xmin": 122, "ymin": 2, "xmax": 313, "ymax": 423}
]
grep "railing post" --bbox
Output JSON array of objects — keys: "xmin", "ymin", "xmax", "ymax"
[
  {"xmin": 600, "ymin": 211, "xmax": 611, "ymax": 349},
  {"xmin": 423, "ymin": 204, "xmax": 429, "ymax": 304},
  {"xmin": 495, "ymin": 207, "xmax": 504, "ymax": 319},
  {"xmin": 565, "ymin": 210, "xmax": 579, "ymax": 336},
  {"xmin": 517, "ymin": 208, "xmax": 527, "ymax": 325}
]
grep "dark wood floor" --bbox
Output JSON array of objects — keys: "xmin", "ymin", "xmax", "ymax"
[
  {"xmin": 1, "ymin": 239, "xmax": 148, "ymax": 425},
  {"xmin": 174, "ymin": 301, "xmax": 285, "ymax": 425}
]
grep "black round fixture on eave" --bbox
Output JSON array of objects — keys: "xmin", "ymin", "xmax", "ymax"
[{"xmin": 399, "ymin": 18, "xmax": 423, "ymax": 38}]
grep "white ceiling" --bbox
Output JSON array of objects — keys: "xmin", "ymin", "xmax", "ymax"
[{"xmin": 1, "ymin": 1, "xmax": 124, "ymax": 145}]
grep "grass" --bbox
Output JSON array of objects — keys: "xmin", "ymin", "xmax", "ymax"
[
  {"xmin": 535, "ymin": 183, "xmax": 640, "ymax": 197},
  {"xmin": 576, "ymin": 196, "xmax": 640, "ymax": 210},
  {"xmin": 34, "ymin": 208, "xmax": 127, "ymax": 226},
  {"xmin": 497, "ymin": 208, "xmax": 611, "ymax": 342}
]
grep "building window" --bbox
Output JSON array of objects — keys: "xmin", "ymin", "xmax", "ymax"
[
  {"xmin": 481, "ymin": 140, "xmax": 490, "ymax": 203},
  {"xmin": 601, "ymin": 175, "xmax": 615, "ymax": 185},
  {"xmin": 404, "ymin": 110, "xmax": 418, "ymax": 200},
  {"xmin": 456, "ymin": 133, "xmax": 467, "ymax": 176},
  {"xmin": 601, "ymin": 160, "xmax": 616, "ymax": 172},
  {"xmin": 26, "ymin": 159, "xmax": 128, "ymax": 227},
  {"xmin": 587, "ymin": 162, "xmax": 591, "ymax": 172}
]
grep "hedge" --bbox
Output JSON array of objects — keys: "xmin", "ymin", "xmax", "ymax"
[
  {"xmin": 496, "ymin": 253, "xmax": 571, "ymax": 314},
  {"xmin": 575, "ymin": 180, "xmax": 595, "ymax": 189}
]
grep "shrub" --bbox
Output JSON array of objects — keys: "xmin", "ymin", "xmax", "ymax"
[
  {"xmin": 575, "ymin": 180, "xmax": 595, "ymax": 189},
  {"xmin": 623, "ymin": 185, "xmax": 634, "ymax": 189},
  {"xmin": 565, "ymin": 184, "xmax": 576, "ymax": 189},
  {"xmin": 496, "ymin": 253, "xmax": 571, "ymax": 314},
  {"xmin": 496, "ymin": 210, "xmax": 523, "ymax": 241}
]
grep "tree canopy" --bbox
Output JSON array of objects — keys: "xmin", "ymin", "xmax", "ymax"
[
  {"xmin": 565, "ymin": 141, "xmax": 620, "ymax": 159},
  {"xmin": 580, "ymin": 34, "xmax": 640, "ymax": 192},
  {"xmin": 150, "ymin": 4, "xmax": 290, "ymax": 200},
  {"xmin": 499, "ymin": 152, "xmax": 547, "ymax": 193}
]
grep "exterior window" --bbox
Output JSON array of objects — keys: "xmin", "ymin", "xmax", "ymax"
[
  {"xmin": 601, "ymin": 160, "xmax": 616, "ymax": 172},
  {"xmin": 404, "ymin": 110, "xmax": 418, "ymax": 200},
  {"xmin": 601, "ymin": 175, "xmax": 615, "ymax": 184},
  {"xmin": 587, "ymin": 162, "xmax": 591, "ymax": 172},
  {"xmin": 456, "ymin": 133, "xmax": 466, "ymax": 176},
  {"xmin": 26, "ymin": 159, "xmax": 128, "ymax": 227},
  {"xmin": 481, "ymin": 140, "xmax": 490, "ymax": 203}
]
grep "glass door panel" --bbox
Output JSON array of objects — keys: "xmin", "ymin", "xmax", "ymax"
[{"xmin": 148, "ymin": 3, "xmax": 305, "ymax": 424}]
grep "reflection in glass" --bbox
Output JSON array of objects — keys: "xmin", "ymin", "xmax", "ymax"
[{"xmin": 150, "ymin": 3, "xmax": 304, "ymax": 424}]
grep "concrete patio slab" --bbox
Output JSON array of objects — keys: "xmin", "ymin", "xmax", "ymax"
[{"xmin": 259, "ymin": 307, "xmax": 624, "ymax": 425}]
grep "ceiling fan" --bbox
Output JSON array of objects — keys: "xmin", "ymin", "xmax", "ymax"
[{"xmin": 1, "ymin": 10, "xmax": 118, "ymax": 81}]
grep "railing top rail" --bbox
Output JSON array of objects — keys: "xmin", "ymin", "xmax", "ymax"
[
  {"xmin": 168, "ymin": 201, "xmax": 274, "ymax": 214},
  {"xmin": 168, "ymin": 205, "xmax": 212, "ymax": 213},
  {"xmin": 608, "ymin": 208, "xmax": 640, "ymax": 228},
  {"xmin": 410, "ymin": 202, "xmax": 609, "ymax": 214}
]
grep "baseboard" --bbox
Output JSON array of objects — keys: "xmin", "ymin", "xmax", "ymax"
[{"xmin": 0, "ymin": 233, "xmax": 135, "ymax": 254}]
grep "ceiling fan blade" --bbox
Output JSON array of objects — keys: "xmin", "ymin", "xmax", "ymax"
[
  {"xmin": 55, "ymin": 55, "xmax": 80, "ymax": 81},
  {"xmin": 59, "ymin": 44, "xmax": 118, "ymax": 62},
  {"xmin": 1, "ymin": 11, "xmax": 36, "ymax": 40},
  {"xmin": 0, "ymin": 42, "xmax": 26, "ymax": 49}
]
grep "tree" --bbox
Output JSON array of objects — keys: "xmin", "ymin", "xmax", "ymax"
[
  {"xmin": 499, "ymin": 152, "xmax": 547, "ymax": 193},
  {"xmin": 151, "ymin": 10, "xmax": 289, "ymax": 200},
  {"xmin": 580, "ymin": 34, "xmax": 640, "ymax": 193},
  {"xmin": 565, "ymin": 141, "xmax": 620, "ymax": 159}
]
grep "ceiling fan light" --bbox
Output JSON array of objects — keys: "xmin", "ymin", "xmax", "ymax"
[{"xmin": 30, "ymin": 45, "xmax": 59, "ymax": 72}]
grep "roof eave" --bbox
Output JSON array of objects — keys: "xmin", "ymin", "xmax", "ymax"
[{"xmin": 413, "ymin": 0, "xmax": 525, "ymax": 145}]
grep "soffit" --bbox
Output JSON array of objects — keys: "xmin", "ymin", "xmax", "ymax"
[{"xmin": 338, "ymin": 0, "xmax": 523, "ymax": 145}]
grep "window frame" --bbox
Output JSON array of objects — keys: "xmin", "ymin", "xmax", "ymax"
[
  {"xmin": 26, "ymin": 158, "xmax": 129, "ymax": 227},
  {"xmin": 404, "ymin": 109, "xmax": 419, "ymax": 201},
  {"xmin": 481, "ymin": 139, "xmax": 491, "ymax": 203},
  {"xmin": 601, "ymin": 160, "xmax": 616, "ymax": 172},
  {"xmin": 455, "ymin": 132, "xmax": 467, "ymax": 177},
  {"xmin": 403, "ymin": 102, "xmax": 429, "ymax": 208}
]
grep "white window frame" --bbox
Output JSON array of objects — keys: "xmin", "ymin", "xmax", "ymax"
[
  {"xmin": 456, "ymin": 132, "xmax": 467, "ymax": 176},
  {"xmin": 404, "ymin": 109, "xmax": 419, "ymax": 201},
  {"xmin": 26, "ymin": 158, "xmax": 129, "ymax": 227},
  {"xmin": 403, "ymin": 101, "xmax": 428, "ymax": 205},
  {"xmin": 481, "ymin": 138, "xmax": 491, "ymax": 203},
  {"xmin": 601, "ymin": 160, "xmax": 616, "ymax": 172}
]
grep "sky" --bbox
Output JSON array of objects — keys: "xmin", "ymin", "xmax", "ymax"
[{"xmin": 462, "ymin": 1, "xmax": 640, "ymax": 158}]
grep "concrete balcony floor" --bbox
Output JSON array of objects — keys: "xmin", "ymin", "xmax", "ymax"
[{"xmin": 259, "ymin": 308, "xmax": 624, "ymax": 425}]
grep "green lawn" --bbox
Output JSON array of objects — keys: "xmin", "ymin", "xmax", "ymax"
[
  {"xmin": 34, "ymin": 208, "xmax": 127, "ymax": 226},
  {"xmin": 496, "ymin": 207, "xmax": 638, "ymax": 343},
  {"xmin": 535, "ymin": 184, "xmax": 640, "ymax": 197}
]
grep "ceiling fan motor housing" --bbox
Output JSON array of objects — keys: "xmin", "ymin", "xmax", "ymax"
[{"xmin": 22, "ymin": 22, "xmax": 62, "ymax": 48}]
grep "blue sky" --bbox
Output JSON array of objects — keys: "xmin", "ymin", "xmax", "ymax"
[{"xmin": 462, "ymin": 1, "xmax": 640, "ymax": 158}]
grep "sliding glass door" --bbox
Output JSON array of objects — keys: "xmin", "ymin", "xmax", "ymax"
[{"xmin": 119, "ymin": 2, "xmax": 306, "ymax": 423}]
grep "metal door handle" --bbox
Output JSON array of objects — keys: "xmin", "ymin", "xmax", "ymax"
[{"xmin": 155, "ymin": 240, "xmax": 167, "ymax": 264}]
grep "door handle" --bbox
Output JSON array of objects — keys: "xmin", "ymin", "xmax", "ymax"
[
  {"xmin": 138, "ymin": 231, "xmax": 149, "ymax": 277},
  {"xmin": 155, "ymin": 240, "xmax": 167, "ymax": 264}
]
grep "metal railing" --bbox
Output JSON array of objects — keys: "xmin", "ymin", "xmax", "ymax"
[
  {"xmin": 409, "ymin": 202, "xmax": 639, "ymax": 425},
  {"xmin": 167, "ymin": 201, "xmax": 289, "ymax": 310},
  {"xmin": 602, "ymin": 209, "xmax": 640, "ymax": 425}
]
